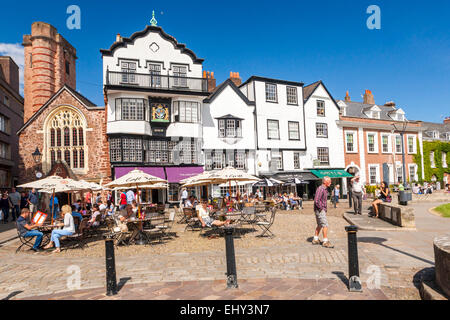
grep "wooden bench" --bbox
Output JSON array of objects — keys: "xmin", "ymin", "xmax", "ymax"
[{"xmin": 378, "ymin": 202, "xmax": 416, "ymax": 228}]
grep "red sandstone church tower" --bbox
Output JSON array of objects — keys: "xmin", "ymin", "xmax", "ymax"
[
  {"xmin": 18, "ymin": 22, "xmax": 110, "ymax": 186},
  {"xmin": 23, "ymin": 22, "xmax": 77, "ymax": 123}
]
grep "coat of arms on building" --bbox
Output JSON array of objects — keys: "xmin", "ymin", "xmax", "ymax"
[{"xmin": 151, "ymin": 103, "xmax": 169, "ymax": 123}]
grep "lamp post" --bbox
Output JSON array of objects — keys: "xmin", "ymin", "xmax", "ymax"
[{"xmin": 391, "ymin": 120, "xmax": 408, "ymax": 186}]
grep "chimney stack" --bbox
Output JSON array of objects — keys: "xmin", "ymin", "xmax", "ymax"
[
  {"xmin": 444, "ymin": 117, "xmax": 450, "ymax": 124},
  {"xmin": 363, "ymin": 90, "xmax": 375, "ymax": 105},
  {"xmin": 204, "ymin": 70, "xmax": 216, "ymax": 92},
  {"xmin": 384, "ymin": 101, "xmax": 396, "ymax": 108},
  {"xmin": 344, "ymin": 91, "xmax": 351, "ymax": 102},
  {"xmin": 230, "ymin": 71, "xmax": 242, "ymax": 87}
]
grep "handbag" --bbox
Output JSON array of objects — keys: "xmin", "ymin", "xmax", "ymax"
[{"xmin": 386, "ymin": 195, "xmax": 392, "ymax": 203}]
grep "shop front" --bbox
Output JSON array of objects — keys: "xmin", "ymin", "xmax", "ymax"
[{"xmin": 113, "ymin": 166, "xmax": 204, "ymax": 204}]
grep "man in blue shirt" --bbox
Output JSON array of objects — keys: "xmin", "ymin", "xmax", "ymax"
[
  {"xmin": 27, "ymin": 189, "xmax": 39, "ymax": 216},
  {"xmin": 49, "ymin": 194, "xmax": 59, "ymax": 220},
  {"xmin": 16, "ymin": 208, "xmax": 43, "ymax": 252},
  {"xmin": 71, "ymin": 205, "xmax": 83, "ymax": 230}
]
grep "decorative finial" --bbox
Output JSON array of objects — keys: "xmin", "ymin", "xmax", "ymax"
[{"xmin": 150, "ymin": 10, "xmax": 158, "ymax": 26}]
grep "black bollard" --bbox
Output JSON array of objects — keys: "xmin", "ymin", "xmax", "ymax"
[
  {"xmin": 224, "ymin": 227, "xmax": 238, "ymax": 289},
  {"xmin": 105, "ymin": 238, "xmax": 118, "ymax": 296},
  {"xmin": 345, "ymin": 226, "xmax": 362, "ymax": 292}
]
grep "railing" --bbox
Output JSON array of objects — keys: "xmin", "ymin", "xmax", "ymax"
[{"xmin": 106, "ymin": 71, "xmax": 209, "ymax": 93}]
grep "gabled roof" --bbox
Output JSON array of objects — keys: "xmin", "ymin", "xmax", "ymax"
[
  {"xmin": 303, "ymin": 80, "xmax": 340, "ymax": 111},
  {"xmin": 203, "ymin": 79, "xmax": 255, "ymax": 106},
  {"xmin": 215, "ymin": 114, "xmax": 244, "ymax": 120},
  {"xmin": 303, "ymin": 81, "xmax": 321, "ymax": 102},
  {"xmin": 100, "ymin": 25, "xmax": 204, "ymax": 64},
  {"xmin": 17, "ymin": 85, "xmax": 103, "ymax": 135}
]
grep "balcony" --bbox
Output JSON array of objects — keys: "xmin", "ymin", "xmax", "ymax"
[{"xmin": 106, "ymin": 71, "xmax": 210, "ymax": 94}]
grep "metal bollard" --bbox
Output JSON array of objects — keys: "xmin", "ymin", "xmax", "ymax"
[
  {"xmin": 224, "ymin": 227, "xmax": 238, "ymax": 289},
  {"xmin": 345, "ymin": 226, "xmax": 362, "ymax": 292},
  {"xmin": 105, "ymin": 238, "xmax": 118, "ymax": 296}
]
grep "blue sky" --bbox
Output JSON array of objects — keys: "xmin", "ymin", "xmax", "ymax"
[{"xmin": 1, "ymin": 0, "xmax": 449, "ymax": 122}]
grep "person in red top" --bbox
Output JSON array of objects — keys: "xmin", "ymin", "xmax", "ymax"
[
  {"xmin": 85, "ymin": 191, "xmax": 92, "ymax": 210},
  {"xmin": 119, "ymin": 191, "xmax": 127, "ymax": 210}
]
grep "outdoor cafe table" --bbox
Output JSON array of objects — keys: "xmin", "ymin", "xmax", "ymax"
[
  {"xmin": 125, "ymin": 217, "xmax": 162, "ymax": 244},
  {"xmin": 37, "ymin": 223, "xmax": 63, "ymax": 247}
]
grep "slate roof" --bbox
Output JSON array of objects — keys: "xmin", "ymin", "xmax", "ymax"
[
  {"xmin": 303, "ymin": 81, "xmax": 321, "ymax": 102},
  {"xmin": 419, "ymin": 121, "xmax": 450, "ymax": 140},
  {"xmin": 337, "ymin": 100, "xmax": 402, "ymax": 121}
]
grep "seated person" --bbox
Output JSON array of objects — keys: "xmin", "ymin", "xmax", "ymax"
[
  {"xmin": 117, "ymin": 205, "xmax": 140, "ymax": 239},
  {"xmin": 88, "ymin": 204, "xmax": 102, "ymax": 227},
  {"xmin": 99, "ymin": 200, "xmax": 107, "ymax": 211},
  {"xmin": 185, "ymin": 196, "xmax": 194, "ymax": 208},
  {"xmin": 197, "ymin": 200, "xmax": 231, "ymax": 228},
  {"xmin": 74, "ymin": 199, "xmax": 82, "ymax": 211},
  {"xmin": 106, "ymin": 200, "xmax": 115, "ymax": 216},
  {"xmin": 16, "ymin": 208, "xmax": 44, "ymax": 252},
  {"xmin": 131, "ymin": 200, "xmax": 139, "ymax": 215},
  {"xmin": 371, "ymin": 182, "xmax": 391, "ymax": 218},
  {"xmin": 289, "ymin": 193, "xmax": 299, "ymax": 209},
  {"xmin": 71, "ymin": 205, "xmax": 83, "ymax": 230},
  {"xmin": 43, "ymin": 205, "xmax": 75, "ymax": 253}
]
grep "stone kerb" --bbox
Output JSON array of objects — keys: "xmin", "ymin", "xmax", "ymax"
[
  {"xmin": 379, "ymin": 203, "xmax": 416, "ymax": 228},
  {"xmin": 434, "ymin": 234, "xmax": 450, "ymax": 298}
]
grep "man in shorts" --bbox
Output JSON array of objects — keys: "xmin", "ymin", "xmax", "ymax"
[{"xmin": 312, "ymin": 176, "xmax": 334, "ymax": 248}]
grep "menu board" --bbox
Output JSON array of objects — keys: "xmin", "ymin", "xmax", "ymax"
[{"xmin": 32, "ymin": 211, "xmax": 48, "ymax": 226}]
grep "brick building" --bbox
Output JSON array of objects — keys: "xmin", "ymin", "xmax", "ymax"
[
  {"xmin": 0, "ymin": 56, "xmax": 24, "ymax": 188},
  {"xmin": 17, "ymin": 22, "xmax": 110, "ymax": 185},
  {"xmin": 337, "ymin": 90, "xmax": 423, "ymax": 192}
]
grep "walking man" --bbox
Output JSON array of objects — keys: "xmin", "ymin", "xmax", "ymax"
[
  {"xmin": 312, "ymin": 176, "xmax": 334, "ymax": 248},
  {"xmin": 351, "ymin": 175, "xmax": 365, "ymax": 215},
  {"xmin": 27, "ymin": 188, "xmax": 39, "ymax": 216},
  {"xmin": 9, "ymin": 188, "xmax": 21, "ymax": 221}
]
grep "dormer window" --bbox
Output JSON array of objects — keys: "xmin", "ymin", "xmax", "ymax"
[
  {"xmin": 341, "ymin": 106, "xmax": 347, "ymax": 116},
  {"xmin": 217, "ymin": 116, "xmax": 243, "ymax": 138},
  {"xmin": 372, "ymin": 111, "xmax": 380, "ymax": 119},
  {"xmin": 432, "ymin": 131, "xmax": 440, "ymax": 139}
]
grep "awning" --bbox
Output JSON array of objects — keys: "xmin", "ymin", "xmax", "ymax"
[
  {"xmin": 165, "ymin": 167, "xmax": 204, "ymax": 183},
  {"xmin": 271, "ymin": 172, "xmax": 319, "ymax": 182},
  {"xmin": 310, "ymin": 169, "xmax": 353, "ymax": 179},
  {"xmin": 114, "ymin": 167, "xmax": 166, "ymax": 180}
]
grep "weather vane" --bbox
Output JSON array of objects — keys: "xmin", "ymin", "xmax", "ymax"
[{"xmin": 150, "ymin": 10, "xmax": 158, "ymax": 26}]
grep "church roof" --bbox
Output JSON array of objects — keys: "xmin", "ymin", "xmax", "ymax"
[{"xmin": 17, "ymin": 85, "xmax": 103, "ymax": 135}]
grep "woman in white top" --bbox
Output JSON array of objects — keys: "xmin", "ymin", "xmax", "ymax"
[
  {"xmin": 197, "ymin": 201, "xmax": 231, "ymax": 228},
  {"xmin": 43, "ymin": 205, "xmax": 75, "ymax": 253}
]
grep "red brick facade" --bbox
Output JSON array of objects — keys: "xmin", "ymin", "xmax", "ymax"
[
  {"xmin": 341, "ymin": 117, "xmax": 422, "ymax": 185},
  {"xmin": 18, "ymin": 88, "xmax": 111, "ymax": 184},
  {"xmin": 23, "ymin": 22, "xmax": 77, "ymax": 123}
]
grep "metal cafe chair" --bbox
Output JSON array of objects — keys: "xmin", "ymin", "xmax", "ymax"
[{"xmin": 256, "ymin": 207, "xmax": 277, "ymax": 238}]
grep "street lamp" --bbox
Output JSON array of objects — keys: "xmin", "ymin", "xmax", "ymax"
[
  {"xmin": 32, "ymin": 147, "xmax": 43, "ymax": 179},
  {"xmin": 391, "ymin": 120, "xmax": 408, "ymax": 186},
  {"xmin": 32, "ymin": 147, "xmax": 42, "ymax": 164}
]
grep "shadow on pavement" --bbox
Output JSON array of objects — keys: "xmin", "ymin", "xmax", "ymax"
[
  {"xmin": 332, "ymin": 271, "xmax": 349, "ymax": 288},
  {"xmin": 2, "ymin": 291, "xmax": 23, "ymax": 300},
  {"xmin": 358, "ymin": 237, "xmax": 434, "ymax": 265},
  {"xmin": 117, "ymin": 277, "xmax": 132, "ymax": 292}
]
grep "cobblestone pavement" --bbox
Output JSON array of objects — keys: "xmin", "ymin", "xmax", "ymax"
[
  {"xmin": 0, "ymin": 201, "xmax": 447, "ymax": 300},
  {"xmin": 21, "ymin": 278, "xmax": 388, "ymax": 300}
]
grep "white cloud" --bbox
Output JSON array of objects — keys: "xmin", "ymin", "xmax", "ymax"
[{"xmin": 0, "ymin": 43, "xmax": 24, "ymax": 94}]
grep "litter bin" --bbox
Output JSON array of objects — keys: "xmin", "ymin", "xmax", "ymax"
[{"xmin": 398, "ymin": 189, "xmax": 412, "ymax": 206}]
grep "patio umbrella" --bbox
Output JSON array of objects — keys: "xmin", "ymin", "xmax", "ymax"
[
  {"xmin": 203, "ymin": 167, "xmax": 259, "ymax": 201},
  {"xmin": 18, "ymin": 176, "xmax": 83, "ymax": 224},
  {"xmin": 105, "ymin": 169, "xmax": 167, "ymax": 218}
]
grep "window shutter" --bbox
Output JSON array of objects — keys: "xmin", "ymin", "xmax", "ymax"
[{"xmin": 116, "ymin": 99, "xmax": 122, "ymax": 121}]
